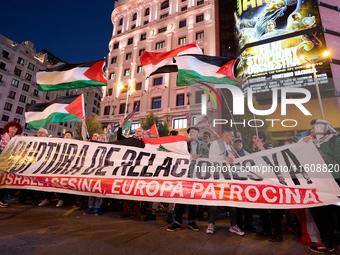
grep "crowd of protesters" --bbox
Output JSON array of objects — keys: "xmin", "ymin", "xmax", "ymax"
[{"xmin": 0, "ymin": 117, "xmax": 340, "ymax": 254}]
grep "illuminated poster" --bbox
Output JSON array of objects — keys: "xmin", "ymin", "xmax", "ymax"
[
  {"xmin": 234, "ymin": 0, "xmax": 321, "ymax": 51},
  {"xmin": 235, "ymin": 31, "xmax": 333, "ymax": 94}
]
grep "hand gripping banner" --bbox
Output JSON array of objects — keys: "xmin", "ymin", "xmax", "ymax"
[{"xmin": 0, "ymin": 136, "xmax": 339, "ymax": 209}]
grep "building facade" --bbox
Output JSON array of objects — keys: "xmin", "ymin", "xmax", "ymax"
[
  {"xmin": 99, "ymin": 0, "xmax": 218, "ymax": 135},
  {"xmin": 0, "ymin": 34, "xmax": 102, "ymax": 138}
]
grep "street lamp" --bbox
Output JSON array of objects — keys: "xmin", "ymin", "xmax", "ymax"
[
  {"xmin": 119, "ymin": 80, "xmax": 135, "ymax": 117},
  {"xmin": 298, "ymin": 51, "xmax": 331, "ymax": 120}
]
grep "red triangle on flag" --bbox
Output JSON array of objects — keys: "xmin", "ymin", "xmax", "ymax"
[
  {"xmin": 216, "ymin": 59, "xmax": 242, "ymax": 84},
  {"xmin": 149, "ymin": 123, "xmax": 159, "ymax": 137},
  {"xmin": 83, "ymin": 59, "xmax": 107, "ymax": 84},
  {"xmin": 65, "ymin": 95, "xmax": 84, "ymax": 120}
]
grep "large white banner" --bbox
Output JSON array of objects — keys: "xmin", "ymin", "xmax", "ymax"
[{"xmin": 0, "ymin": 136, "xmax": 339, "ymax": 208}]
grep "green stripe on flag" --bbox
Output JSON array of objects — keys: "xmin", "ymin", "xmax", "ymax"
[
  {"xmin": 27, "ymin": 112, "xmax": 81, "ymax": 130},
  {"xmin": 177, "ymin": 69, "xmax": 241, "ymax": 86},
  {"xmin": 38, "ymin": 80, "xmax": 107, "ymax": 92}
]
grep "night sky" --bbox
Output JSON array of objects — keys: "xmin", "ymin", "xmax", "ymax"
[{"xmin": 1, "ymin": 0, "xmax": 117, "ymax": 64}]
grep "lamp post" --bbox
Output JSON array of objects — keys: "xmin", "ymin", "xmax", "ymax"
[
  {"xmin": 298, "ymin": 51, "xmax": 331, "ymax": 120},
  {"xmin": 119, "ymin": 80, "xmax": 135, "ymax": 118}
]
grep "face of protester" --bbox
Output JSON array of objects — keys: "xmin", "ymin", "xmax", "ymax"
[
  {"xmin": 92, "ymin": 133, "xmax": 99, "ymax": 141},
  {"xmin": 233, "ymin": 141, "xmax": 243, "ymax": 151},
  {"xmin": 37, "ymin": 129, "xmax": 48, "ymax": 137},
  {"xmin": 64, "ymin": 133, "xmax": 73, "ymax": 139},
  {"xmin": 203, "ymin": 134, "xmax": 210, "ymax": 143},
  {"xmin": 143, "ymin": 131, "xmax": 150, "ymax": 138},
  {"xmin": 135, "ymin": 128, "xmax": 143, "ymax": 139},
  {"xmin": 8, "ymin": 126, "xmax": 18, "ymax": 137},
  {"xmin": 310, "ymin": 124, "xmax": 315, "ymax": 137},
  {"xmin": 97, "ymin": 135, "xmax": 105, "ymax": 142},
  {"xmin": 222, "ymin": 131, "xmax": 234, "ymax": 144},
  {"xmin": 189, "ymin": 129, "xmax": 198, "ymax": 141}
]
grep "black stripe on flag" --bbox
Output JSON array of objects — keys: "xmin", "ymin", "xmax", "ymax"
[
  {"xmin": 43, "ymin": 60, "xmax": 102, "ymax": 72},
  {"xmin": 25, "ymin": 95, "xmax": 81, "ymax": 112},
  {"xmin": 180, "ymin": 54, "xmax": 235, "ymax": 67}
]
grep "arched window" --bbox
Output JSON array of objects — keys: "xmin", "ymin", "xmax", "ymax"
[
  {"xmin": 132, "ymin": 13, "xmax": 137, "ymax": 21},
  {"xmin": 145, "ymin": 8, "xmax": 150, "ymax": 16},
  {"xmin": 119, "ymin": 18, "xmax": 123, "ymax": 26},
  {"xmin": 161, "ymin": 1, "xmax": 169, "ymax": 10}
]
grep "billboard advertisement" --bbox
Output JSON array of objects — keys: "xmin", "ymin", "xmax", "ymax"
[
  {"xmin": 235, "ymin": 31, "xmax": 333, "ymax": 94},
  {"xmin": 234, "ymin": 0, "xmax": 322, "ymax": 51}
]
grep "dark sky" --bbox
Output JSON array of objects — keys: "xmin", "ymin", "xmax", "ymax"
[{"xmin": 1, "ymin": 0, "xmax": 116, "ymax": 64}]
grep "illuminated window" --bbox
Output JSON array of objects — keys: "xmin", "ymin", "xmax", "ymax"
[
  {"xmin": 16, "ymin": 106, "xmax": 24, "ymax": 115},
  {"xmin": 17, "ymin": 57, "xmax": 24, "ymax": 65},
  {"xmin": 161, "ymin": 1, "xmax": 169, "ymax": 10},
  {"xmin": 126, "ymin": 53, "xmax": 132, "ymax": 60},
  {"xmin": 152, "ymin": 97, "xmax": 162, "ymax": 109},
  {"xmin": 25, "ymin": 73, "xmax": 32, "ymax": 81},
  {"xmin": 109, "ymin": 72, "xmax": 115, "ymax": 79},
  {"xmin": 178, "ymin": 37, "xmax": 186, "ymax": 45},
  {"xmin": 156, "ymin": 41, "xmax": 165, "ymax": 49},
  {"xmin": 139, "ymin": 49, "xmax": 145, "ymax": 56},
  {"xmin": 196, "ymin": 31, "xmax": 204, "ymax": 40},
  {"xmin": 124, "ymin": 69, "xmax": 130, "ymax": 76},
  {"xmin": 145, "ymin": 8, "xmax": 150, "ymax": 16},
  {"xmin": 111, "ymin": 57, "xmax": 117, "ymax": 64},
  {"xmin": 154, "ymin": 77, "xmax": 163, "ymax": 86},
  {"xmin": 176, "ymin": 94, "xmax": 185, "ymax": 106},
  {"xmin": 11, "ymin": 79, "xmax": 19, "ymax": 87},
  {"xmin": 158, "ymin": 27, "xmax": 167, "ymax": 33},
  {"xmin": 137, "ymin": 66, "xmax": 143, "ymax": 73},
  {"xmin": 160, "ymin": 13, "xmax": 168, "ymax": 19},
  {"xmin": 28, "ymin": 63, "xmax": 35, "ymax": 70},
  {"xmin": 173, "ymin": 118, "xmax": 187, "ymax": 129}
]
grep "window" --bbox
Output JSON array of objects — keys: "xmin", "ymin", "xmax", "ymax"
[
  {"xmin": 131, "ymin": 24, "xmax": 136, "ymax": 30},
  {"xmin": 46, "ymin": 92, "xmax": 50, "ymax": 100},
  {"xmin": 139, "ymin": 49, "xmax": 145, "ymax": 56},
  {"xmin": 154, "ymin": 77, "xmax": 163, "ymax": 86},
  {"xmin": 132, "ymin": 13, "xmax": 137, "ymax": 21},
  {"xmin": 152, "ymin": 97, "xmax": 162, "ymax": 109},
  {"xmin": 181, "ymin": 5, "xmax": 187, "ymax": 11},
  {"xmin": 111, "ymin": 57, "xmax": 117, "ymax": 64},
  {"xmin": 16, "ymin": 106, "xmax": 24, "ymax": 115},
  {"xmin": 136, "ymin": 82, "xmax": 142, "ymax": 90},
  {"xmin": 14, "ymin": 67, "xmax": 22, "ymax": 76},
  {"xmin": 17, "ymin": 57, "xmax": 24, "ymax": 65},
  {"xmin": 144, "ymin": 20, "xmax": 149, "ymax": 25},
  {"xmin": 19, "ymin": 95, "xmax": 26, "ymax": 103},
  {"xmin": 181, "ymin": 0, "xmax": 187, "ymax": 2},
  {"xmin": 134, "ymin": 101, "xmax": 140, "ymax": 112},
  {"xmin": 178, "ymin": 37, "xmax": 186, "ymax": 45},
  {"xmin": 176, "ymin": 94, "xmax": 185, "ymax": 106},
  {"xmin": 197, "ymin": 0, "xmax": 204, "ymax": 6},
  {"xmin": 0, "ymin": 74, "xmax": 3, "ymax": 82},
  {"xmin": 119, "ymin": 103, "xmax": 126, "ymax": 114},
  {"xmin": 28, "ymin": 63, "xmax": 35, "ymax": 71},
  {"xmin": 33, "ymin": 89, "xmax": 39, "ymax": 96},
  {"xmin": 109, "ymin": 72, "xmax": 115, "ymax": 79},
  {"xmin": 11, "ymin": 79, "xmax": 19, "ymax": 87},
  {"xmin": 93, "ymin": 108, "xmax": 96, "ymax": 113},
  {"xmin": 108, "ymin": 88, "xmax": 113, "ymax": 95},
  {"xmin": 14, "ymin": 118, "xmax": 20, "ymax": 123},
  {"xmin": 195, "ymin": 90, "xmax": 204, "ymax": 104},
  {"xmin": 25, "ymin": 73, "xmax": 32, "ymax": 81},
  {"xmin": 128, "ymin": 37, "xmax": 133, "ymax": 45},
  {"xmin": 160, "ymin": 13, "xmax": 168, "ymax": 19},
  {"xmin": 95, "ymin": 93, "xmax": 98, "ymax": 98},
  {"xmin": 156, "ymin": 41, "xmax": 165, "ymax": 49},
  {"xmin": 119, "ymin": 18, "xmax": 123, "ymax": 26},
  {"xmin": 0, "ymin": 62, "xmax": 6, "ymax": 70},
  {"xmin": 137, "ymin": 66, "xmax": 143, "ymax": 73},
  {"xmin": 31, "ymin": 100, "xmax": 36, "ymax": 104},
  {"xmin": 2, "ymin": 50, "xmax": 9, "ymax": 59},
  {"xmin": 124, "ymin": 69, "xmax": 130, "ymax": 76},
  {"xmin": 173, "ymin": 118, "xmax": 187, "ymax": 129},
  {"xmin": 8, "ymin": 91, "xmax": 16, "ymax": 99},
  {"xmin": 145, "ymin": 8, "xmax": 150, "ymax": 16},
  {"xmin": 196, "ymin": 31, "xmax": 204, "ymax": 40},
  {"xmin": 131, "ymin": 122, "xmax": 141, "ymax": 132},
  {"xmin": 117, "ymin": 30, "xmax": 122, "ymax": 35},
  {"xmin": 196, "ymin": 14, "xmax": 204, "ymax": 23},
  {"xmin": 104, "ymin": 106, "xmax": 110, "ymax": 115},
  {"xmin": 141, "ymin": 33, "xmax": 147, "ymax": 41},
  {"xmin": 1, "ymin": 115, "xmax": 9, "ymax": 122},
  {"xmin": 126, "ymin": 53, "xmax": 132, "ymax": 60},
  {"xmin": 22, "ymin": 83, "xmax": 30, "ymax": 92},
  {"xmin": 161, "ymin": 1, "xmax": 169, "ymax": 10},
  {"xmin": 179, "ymin": 20, "xmax": 186, "ymax": 28},
  {"xmin": 158, "ymin": 27, "xmax": 167, "ymax": 33},
  {"xmin": 4, "ymin": 102, "xmax": 12, "ymax": 111},
  {"xmin": 113, "ymin": 42, "xmax": 119, "ymax": 49}
]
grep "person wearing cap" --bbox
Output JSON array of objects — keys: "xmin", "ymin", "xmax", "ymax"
[
  {"xmin": 0, "ymin": 121, "xmax": 23, "ymax": 208},
  {"xmin": 232, "ymin": 138, "xmax": 249, "ymax": 157}
]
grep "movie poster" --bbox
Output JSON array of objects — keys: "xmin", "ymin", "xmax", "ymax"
[
  {"xmin": 235, "ymin": 31, "xmax": 333, "ymax": 94},
  {"xmin": 234, "ymin": 0, "xmax": 322, "ymax": 51}
]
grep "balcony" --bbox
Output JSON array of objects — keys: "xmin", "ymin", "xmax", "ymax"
[{"xmin": 30, "ymin": 93, "xmax": 40, "ymax": 99}]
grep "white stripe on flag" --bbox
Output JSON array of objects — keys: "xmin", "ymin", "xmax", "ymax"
[
  {"xmin": 37, "ymin": 67, "xmax": 90, "ymax": 85},
  {"xmin": 25, "ymin": 103, "xmax": 68, "ymax": 122}
]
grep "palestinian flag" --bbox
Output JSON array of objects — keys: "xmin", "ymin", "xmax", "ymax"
[
  {"xmin": 140, "ymin": 42, "xmax": 202, "ymax": 78},
  {"xmin": 143, "ymin": 123, "xmax": 159, "ymax": 138},
  {"xmin": 37, "ymin": 60, "xmax": 107, "ymax": 91},
  {"xmin": 143, "ymin": 135, "xmax": 189, "ymax": 155},
  {"xmin": 25, "ymin": 95, "xmax": 84, "ymax": 130},
  {"xmin": 110, "ymin": 103, "xmax": 139, "ymax": 135},
  {"xmin": 174, "ymin": 54, "xmax": 242, "ymax": 86}
]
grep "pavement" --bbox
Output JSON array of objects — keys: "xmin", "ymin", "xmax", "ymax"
[{"xmin": 0, "ymin": 200, "xmax": 338, "ymax": 255}]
